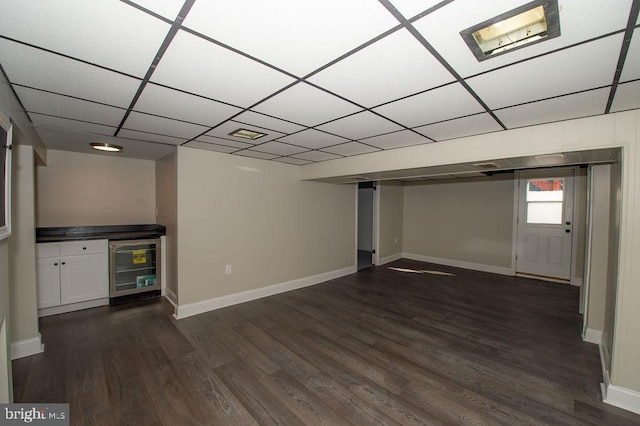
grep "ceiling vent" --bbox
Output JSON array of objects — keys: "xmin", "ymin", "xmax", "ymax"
[{"xmin": 473, "ymin": 162, "xmax": 500, "ymax": 170}]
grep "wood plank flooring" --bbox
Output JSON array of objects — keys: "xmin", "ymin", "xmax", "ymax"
[{"xmin": 12, "ymin": 259, "xmax": 640, "ymax": 425}]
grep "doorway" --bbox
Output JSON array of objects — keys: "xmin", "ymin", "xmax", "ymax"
[
  {"xmin": 357, "ymin": 182, "xmax": 375, "ymax": 270},
  {"xmin": 515, "ymin": 169, "xmax": 576, "ymax": 281}
]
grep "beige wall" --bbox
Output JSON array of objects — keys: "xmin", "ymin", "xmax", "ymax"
[
  {"xmin": 403, "ymin": 175, "xmax": 515, "ymax": 268},
  {"xmin": 377, "ymin": 181, "xmax": 403, "ymax": 260},
  {"xmin": 176, "ymin": 147, "xmax": 355, "ymax": 305},
  {"xmin": 586, "ymin": 165, "xmax": 611, "ymax": 334},
  {"xmin": 155, "ymin": 151, "xmax": 178, "ymax": 300},
  {"xmin": 9, "ymin": 144, "xmax": 39, "ymax": 344},
  {"xmin": 605, "ymin": 158, "xmax": 622, "ymax": 371},
  {"xmin": 35, "ymin": 150, "xmax": 156, "ymax": 227},
  {"xmin": 0, "ymin": 242, "xmax": 9, "ymax": 402}
]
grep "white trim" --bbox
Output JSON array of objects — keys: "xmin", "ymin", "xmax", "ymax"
[
  {"xmin": 374, "ymin": 182, "xmax": 380, "ymax": 267},
  {"xmin": 570, "ymin": 277, "xmax": 583, "ymax": 287},
  {"xmin": 605, "ymin": 386, "xmax": 640, "ymax": 415},
  {"xmin": 11, "ymin": 334, "xmax": 44, "ymax": 360},
  {"xmin": 160, "ymin": 235, "xmax": 167, "ymax": 297},
  {"xmin": 174, "ymin": 265, "xmax": 357, "ymax": 320},
  {"xmin": 600, "ymin": 336, "xmax": 611, "ymax": 392},
  {"xmin": 377, "ymin": 253, "xmax": 402, "ymax": 266},
  {"xmin": 37, "ymin": 298, "xmax": 108, "ymax": 317},
  {"xmin": 582, "ymin": 328, "xmax": 602, "ymax": 344},
  {"xmin": 402, "ymin": 253, "xmax": 513, "ymax": 276},
  {"xmin": 164, "ymin": 287, "xmax": 177, "ymax": 307},
  {"xmin": 511, "ymin": 175, "xmax": 520, "ymax": 274}
]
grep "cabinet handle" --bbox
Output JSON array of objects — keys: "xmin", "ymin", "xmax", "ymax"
[
  {"xmin": 83, "ymin": 247, "xmax": 87, "ymax": 250},
  {"xmin": 54, "ymin": 262, "xmax": 58, "ymax": 266},
  {"xmin": 61, "ymin": 262, "xmax": 66, "ymax": 265}
]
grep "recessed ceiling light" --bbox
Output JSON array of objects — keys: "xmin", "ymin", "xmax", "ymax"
[
  {"xmin": 460, "ymin": 0, "xmax": 560, "ymax": 61},
  {"xmin": 90, "ymin": 142, "xmax": 123, "ymax": 153},
  {"xmin": 229, "ymin": 128, "xmax": 267, "ymax": 141}
]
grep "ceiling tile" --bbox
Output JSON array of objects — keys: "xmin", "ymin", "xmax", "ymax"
[
  {"xmin": 414, "ymin": 0, "xmax": 633, "ymax": 77},
  {"xmin": 237, "ymin": 150, "xmax": 281, "ymax": 160},
  {"xmin": 126, "ymin": 0, "xmax": 184, "ymax": 20},
  {"xmin": 278, "ymin": 129, "xmax": 350, "ymax": 149},
  {"xmin": 34, "ymin": 126, "xmax": 177, "ymax": 160},
  {"xmin": 253, "ymin": 83, "xmax": 362, "ymax": 127},
  {"xmin": 495, "ymin": 88, "xmax": 610, "ymax": 129},
  {"xmin": 117, "ymin": 129, "xmax": 185, "ymax": 146},
  {"xmin": 415, "ymin": 113, "xmax": 503, "ymax": 141},
  {"xmin": 233, "ymin": 111, "xmax": 306, "ymax": 134},
  {"xmin": 274, "ymin": 157, "xmax": 313, "ymax": 165},
  {"xmin": 0, "ymin": 0, "xmax": 171, "ymax": 78},
  {"xmin": 182, "ymin": 0, "xmax": 398, "ymax": 76},
  {"xmin": 183, "ymin": 141, "xmax": 238, "ymax": 154},
  {"xmin": 373, "ymin": 83, "xmax": 484, "ymax": 127},
  {"xmin": 123, "ymin": 112, "xmax": 209, "ymax": 140},
  {"xmin": 31, "ymin": 114, "xmax": 116, "ymax": 136},
  {"xmin": 316, "ymin": 111, "xmax": 404, "ymax": 140},
  {"xmin": 0, "ymin": 39, "xmax": 141, "ymax": 107},
  {"xmin": 292, "ymin": 151, "xmax": 342, "ymax": 162},
  {"xmin": 362, "ymin": 130, "xmax": 431, "ymax": 149},
  {"xmin": 251, "ymin": 142, "xmax": 308, "ymax": 157},
  {"xmin": 194, "ymin": 135, "xmax": 254, "ymax": 150},
  {"xmin": 321, "ymin": 142, "xmax": 381, "ymax": 156},
  {"xmin": 308, "ymin": 29, "xmax": 454, "ymax": 107},
  {"xmin": 14, "ymin": 86, "xmax": 125, "ymax": 127},
  {"xmin": 204, "ymin": 122, "xmax": 285, "ymax": 144},
  {"xmin": 610, "ymin": 80, "xmax": 640, "ymax": 113},
  {"xmin": 387, "ymin": 0, "xmax": 446, "ymax": 19},
  {"xmin": 134, "ymin": 83, "xmax": 242, "ymax": 127},
  {"xmin": 151, "ymin": 30, "xmax": 295, "ymax": 107},
  {"xmin": 620, "ymin": 28, "xmax": 640, "ymax": 83},
  {"xmin": 467, "ymin": 34, "xmax": 623, "ymax": 109}
]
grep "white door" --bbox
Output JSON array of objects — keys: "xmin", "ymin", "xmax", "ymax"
[
  {"xmin": 60, "ymin": 254, "xmax": 108, "ymax": 305},
  {"xmin": 36, "ymin": 257, "xmax": 61, "ymax": 308},
  {"xmin": 516, "ymin": 169, "xmax": 575, "ymax": 281}
]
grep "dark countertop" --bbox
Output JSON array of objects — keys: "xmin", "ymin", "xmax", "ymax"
[{"xmin": 36, "ymin": 224, "xmax": 166, "ymax": 243}]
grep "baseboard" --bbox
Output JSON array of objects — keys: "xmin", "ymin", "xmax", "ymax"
[
  {"xmin": 583, "ymin": 328, "xmax": 603, "ymax": 344},
  {"xmin": 571, "ymin": 277, "xmax": 583, "ymax": 287},
  {"xmin": 376, "ymin": 253, "xmax": 402, "ymax": 266},
  {"xmin": 11, "ymin": 334, "xmax": 44, "ymax": 360},
  {"xmin": 604, "ymin": 385, "xmax": 640, "ymax": 415},
  {"xmin": 174, "ymin": 265, "xmax": 357, "ymax": 320},
  {"xmin": 164, "ymin": 287, "xmax": 178, "ymax": 307},
  {"xmin": 38, "ymin": 298, "xmax": 109, "ymax": 318},
  {"xmin": 402, "ymin": 253, "xmax": 513, "ymax": 276}
]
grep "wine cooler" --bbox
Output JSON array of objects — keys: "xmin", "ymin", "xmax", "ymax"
[{"xmin": 109, "ymin": 239, "xmax": 161, "ymax": 298}]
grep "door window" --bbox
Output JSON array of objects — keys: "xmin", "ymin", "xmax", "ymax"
[{"xmin": 526, "ymin": 178, "xmax": 564, "ymax": 224}]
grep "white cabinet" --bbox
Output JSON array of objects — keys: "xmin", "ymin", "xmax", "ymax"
[{"xmin": 36, "ymin": 239, "xmax": 109, "ymax": 316}]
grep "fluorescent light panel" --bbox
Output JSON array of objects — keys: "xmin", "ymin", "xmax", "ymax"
[
  {"xmin": 461, "ymin": 0, "xmax": 560, "ymax": 61},
  {"xmin": 229, "ymin": 128, "xmax": 267, "ymax": 140}
]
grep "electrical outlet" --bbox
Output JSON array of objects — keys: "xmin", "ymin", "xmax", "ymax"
[{"xmin": 225, "ymin": 264, "xmax": 232, "ymax": 275}]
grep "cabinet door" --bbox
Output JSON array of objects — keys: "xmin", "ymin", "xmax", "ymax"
[
  {"xmin": 60, "ymin": 254, "xmax": 109, "ymax": 305},
  {"xmin": 36, "ymin": 257, "xmax": 61, "ymax": 308}
]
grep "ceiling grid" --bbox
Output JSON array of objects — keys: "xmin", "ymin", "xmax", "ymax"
[{"xmin": 0, "ymin": 0, "xmax": 637, "ymax": 161}]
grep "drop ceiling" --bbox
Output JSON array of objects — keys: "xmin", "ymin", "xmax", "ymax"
[{"xmin": 0, "ymin": 0, "xmax": 638, "ymax": 162}]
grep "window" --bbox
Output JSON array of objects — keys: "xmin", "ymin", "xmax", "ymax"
[{"xmin": 526, "ymin": 178, "xmax": 564, "ymax": 224}]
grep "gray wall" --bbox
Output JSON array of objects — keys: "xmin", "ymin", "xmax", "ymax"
[{"xmin": 156, "ymin": 151, "xmax": 178, "ymax": 301}]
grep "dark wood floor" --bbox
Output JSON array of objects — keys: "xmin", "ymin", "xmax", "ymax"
[{"xmin": 13, "ymin": 259, "xmax": 640, "ymax": 425}]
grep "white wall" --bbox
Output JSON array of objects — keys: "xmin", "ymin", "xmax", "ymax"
[
  {"xmin": 377, "ymin": 181, "xmax": 403, "ymax": 262},
  {"xmin": 8, "ymin": 144, "xmax": 39, "ymax": 346},
  {"xmin": 403, "ymin": 175, "xmax": 515, "ymax": 269},
  {"xmin": 176, "ymin": 147, "xmax": 355, "ymax": 306},
  {"xmin": 35, "ymin": 150, "xmax": 156, "ymax": 227},
  {"xmin": 156, "ymin": 151, "xmax": 178, "ymax": 301}
]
